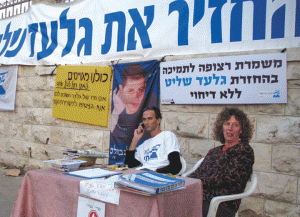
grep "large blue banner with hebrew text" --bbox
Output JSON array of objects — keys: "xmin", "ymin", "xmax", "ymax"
[{"xmin": 0, "ymin": 0, "xmax": 299, "ymax": 65}]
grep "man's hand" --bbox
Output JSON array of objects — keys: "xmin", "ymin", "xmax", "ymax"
[{"xmin": 129, "ymin": 123, "xmax": 145, "ymax": 150}]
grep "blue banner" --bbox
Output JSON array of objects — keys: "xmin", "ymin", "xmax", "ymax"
[{"xmin": 109, "ymin": 60, "xmax": 160, "ymax": 165}]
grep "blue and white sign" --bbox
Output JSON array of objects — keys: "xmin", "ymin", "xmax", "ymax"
[
  {"xmin": 0, "ymin": 0, "xmax": 299, "ymax": 65},
  {"xmin": 0, "ymin": 65, "xmax": 18, "ymax": 110},
  {"xmin": 160, "ymin": 53, "xmax": 287, "ymax": 104}
]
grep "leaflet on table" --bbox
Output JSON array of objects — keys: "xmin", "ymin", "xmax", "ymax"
[
  {"xmin": 65, "ymin": 168, "xmax": 121, "ymax": 179},
  {"xmin": 80, "ymin": 175, "xmax": 121, "ymax": 205},
  {"xmin": 77, "ymin": 196, "xmax": 105, "ymax": 217},
  {"xmin": 115, "ymin": 171, "xmax": 185, "ymax": 195}
]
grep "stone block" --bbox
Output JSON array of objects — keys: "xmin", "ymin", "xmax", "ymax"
[
  {"xmin": 0, "ymin": 138, "xmax": 8, "ymax": 152},
  {"xmin": 254, "ymin": 172, "xmax": 297, "ymax": 203},
  {"xmin": 15, "ymin": 108, "xmax": 44, "ymax": 125},
  {"xmin": 6, "ymin": 139, "xmax": 31, "ymax": 157},
  {"xmin": 298, "ymin": 178, "xmax": 300, "ymax": 204},
  {"xmin": 0, "ymin": 122, "xmax": 9, "ymax": 137},
  {"xmin": 160, "ymin": 112, "xmax": 166, "ymax": 131},
  {"xmin": 45, "ymin": 76, "xmax": 56, "ymax": 91},
  {"xmin": 286, "ymin": 47, "xmax": 300, "ymax": 61},
  {"xmin": 18, "ymin": 65, "xmax": 37, "ymax": 77},
  {"xmin": 208, "ymin": 114, "xmax": 217, "ymax": 139},
  {"xmin": 0, "ymin": 152, "xmax": 29, "ymax": 170},
  {"xmin": 285, "ymin": 89, "xmax": 300, "ymax": 116},
  {"xmin": 16, "ymin": 77, "xmax": 29, "ymax": 91},
  {"xmin": 35, "ymin": 66, "xmax": 57, "ymax": 76},
  {"xmin": 0, "ymin": 110, "xmax": 15, "ymax": 122},
  {"xmin": 103, "ymin": 130, "xmax": 110, "ymax": 153},
  {"xmin": 164, "ymin": 112, "xmax": 209, "ymax": 138},
  {"xmin": 288, "ymin": 79, "xmax": 300, "ymax": 89},
  {"xmin": 25, "ymin": 158, "xmax": 49, "ymax": 171},
  {"xmin": 287, "ymin": 61, "xmax": 300, "ymax": 79},
  {"xmin": 265, "ymin": 200, "xmax": 300, "ymax": 217},
  {"xmin": 27, "ymin": 77, "xmax": 48, "ymax": 91},
  {"xmin": 251, "ymin": 143, "xmax": 272, "ymax": 172},
  {"xmin": 44, "ymin": 145, "xmax": 65, "ymax": 160},
  {"xmin": 43, "ymin": 108, "xmax": 70, "ymax": 126},
  {"xmin": 10, "ymin": 123, "xmax": 32, "ymax": 142},
  {"xmin": 189, "ymin": 138, "xmax": 214, "ymax": 163},
  {"xmin": 246, "ymin": 104, "xmax": 285, "ymax": 115},
  {"xmin": 160, "ymin": 104, "xmax": 194, "ymax": 113},
  {"xmin": 272, "ymin": 144, "xmax": 300, "ymax": 175},
  {"xmin": 74, "ymin": 129, "xmax": 104, "ymax": 150},
  {"xmin": 32, "ymin": 125, "xmax": 51, "ymax": 144},
  {"xmin": 15, "ymin": 91, "xmax": 33, "ymax": 108},
  {"xmin": 192, "ymin": 105, "xmax": 246, "ymax": 114},
  {"xmin": 32, "ymin": 91, "xmax": 54, "ymax": 108},
  {"xmin": 176, "ymin": 136, "xmax": 189, "ymax": 160},
  {"xmin": 49, "ymin": 126, "xmax": 74, "ymax": 146},
  {"xmin": 28, "ymin": 143, "xmax": 47, "ymax": 160},
  {"xmin": 256, "ymin": 116, "xmax": 300, "ymax": 144},
  {"xmin": 238, "ymin": 197, "xmax": 264, "ymax": 217}
]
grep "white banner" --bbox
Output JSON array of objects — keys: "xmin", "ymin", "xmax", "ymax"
[
  {"xmin": 160, "ymin": 53, "xmax": 287, "ymax": 104},
  {"xmin": 0, "ymin": 0, "xmax": 299, "ymax": 65},
  {"xmin": 0, "ymin": 65, "xmax": 18, "ymax": 110}
]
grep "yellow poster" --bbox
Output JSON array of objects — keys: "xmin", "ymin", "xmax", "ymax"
[{"xmin": 52, "ymin": 66, "xmax": 111, "ymax": 126}]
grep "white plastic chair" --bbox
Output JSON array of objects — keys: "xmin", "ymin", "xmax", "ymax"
[
  {"xmin": 181, "ymin": 158, "xmax": 204, "ymax": 177},
  {"xmin": 182, "ymin": 158, "xmax": 258, "ymax": 217},
  {"xmin": 176, "ymin": 156, "xmax": 187, "ymax": 175}
]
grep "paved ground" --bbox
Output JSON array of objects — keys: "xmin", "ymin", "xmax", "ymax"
[{"xmin": 0, "ymin": 168, "xmax": 24, "ymax": 217}]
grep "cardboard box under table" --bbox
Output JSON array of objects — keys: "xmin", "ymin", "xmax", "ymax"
[{"xmin": 11, "ymin": 168, "xmax": 202, "ymax": 217}]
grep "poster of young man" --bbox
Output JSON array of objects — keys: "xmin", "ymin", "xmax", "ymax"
[{"xmin": 109, "ymin": 60, "xmax": 160, "ymax": 165}]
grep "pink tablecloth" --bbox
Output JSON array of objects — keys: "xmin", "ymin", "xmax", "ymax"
[{"xmin": 11, "ymin": 168, "xmax": 202, "ymax": 217}]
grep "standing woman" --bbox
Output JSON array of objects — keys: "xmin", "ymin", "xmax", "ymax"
[{"xmin": 189, "ymin": 108, "xmax": 254, "ymax": 217}]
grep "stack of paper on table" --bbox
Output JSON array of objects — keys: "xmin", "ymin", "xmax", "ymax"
[
  {"xmin": 65, "ymin": 168, "xmax": 121, "ymax": 179},
  {"xmin": 114, "ymin": 171, "xmax": 185, "ymax": 195}
]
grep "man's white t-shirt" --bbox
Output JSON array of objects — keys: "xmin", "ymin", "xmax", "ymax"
[{"xmin": 134, "ymin": 131, "xmax": 180, "ymax": 171}]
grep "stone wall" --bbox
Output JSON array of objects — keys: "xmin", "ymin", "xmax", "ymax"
[{"xmin": 1, "ymin": 48, "xmax": 300, "ymax": 216}]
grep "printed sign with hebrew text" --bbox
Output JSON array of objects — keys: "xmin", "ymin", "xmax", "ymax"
[
  {"xmin": 52, "ymin": 66, "xmax": 111, "ymax": 126},
  {"xmin": 160, "ymin": 53, "xmax": 287, "ymax": 104}
]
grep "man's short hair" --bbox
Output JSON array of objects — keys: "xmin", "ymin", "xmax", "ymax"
[
  {"xmin": 121, "ymin": 63, "xmax": 147, "ymax": 87},
  {"xmin": 143, "ymin": 106, "xmax": 162, "ymax": 119}
]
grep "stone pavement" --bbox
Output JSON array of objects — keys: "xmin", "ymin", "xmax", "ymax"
[{"xmin": 0, "ymin": 168, "xmax": 24, "ymax": 217}]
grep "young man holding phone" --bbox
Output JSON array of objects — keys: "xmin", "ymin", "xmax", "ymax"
[{"xmin": 125, "ymin": 107, "xmax": 182, "ymax": 175}]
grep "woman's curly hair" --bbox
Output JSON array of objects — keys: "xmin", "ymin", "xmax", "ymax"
[{"xmin": 213, "ymin": 107, "xmax": 253, "ymax": 144}]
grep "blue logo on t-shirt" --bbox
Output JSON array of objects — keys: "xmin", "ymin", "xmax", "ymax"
[{"xmin": 144, "ymin": 144, "xmax": 161, "ymax": 161}]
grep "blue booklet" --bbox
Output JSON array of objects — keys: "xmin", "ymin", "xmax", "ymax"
[{"xmin": 115, "ymin": 171, "xmax": 185, "ymax": 195}]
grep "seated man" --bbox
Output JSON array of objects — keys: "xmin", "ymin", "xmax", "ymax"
[{"xmin": 125, "ymin": 106, "xmax": 182, "ymax": 175}]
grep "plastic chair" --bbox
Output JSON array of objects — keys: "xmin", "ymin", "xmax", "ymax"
[
  {"xmin": 181, "ymin": 158, "xmax": 204, "ymax": 177},
  {"xmin": 182, "ymin": 158, "xmax": 258, "ymax": 217},
  {"xmin": 176, "ymin": 156, "xmax": 187, "ymax": 175}
]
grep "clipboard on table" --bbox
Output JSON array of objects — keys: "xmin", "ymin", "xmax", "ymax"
[{"xmin": 65, "ymin": 168, "xmax": 122, "ymax": 179}]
